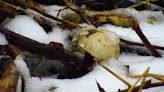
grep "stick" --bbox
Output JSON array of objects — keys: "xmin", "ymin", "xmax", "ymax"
[
  {"xmin": 129, "ymin": 73, "xmax": 164, "ymax": 82},
  {"xmin": 0, "ymin": 0, "xmax": 79, "ymax": 28},
  {"xmin": 119, "ymin": 81, "xmax": 164, "ymax": 92},
  {"xmin": 120, "ymin": 38, "xmax": 164, "ymax": 50},
  {"xmin": 97, "ymin": 62, "xmax": 132, "ymax": 87},
  {"xmin": 127, "ymin": 68, "xmax": 149, "ymax": 92},
  {"xmin": 131, "ymin": 21, "xmax": 161, "ymax": 57},
  {"xmin": 0, "ymin": 27, "xmax": 91, "ymax": 78}
]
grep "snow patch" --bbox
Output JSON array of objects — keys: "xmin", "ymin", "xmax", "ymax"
[
  {"xmin": 46, "ymin": 27, "xmax": 71, "ymax": 49},
  {"xmin": 5, "ymin": 15, "xmax": 48, "ymax": 43},
  {"xmin": 0, "ymin": 33, "xmax": 8, "ymax": 45}
]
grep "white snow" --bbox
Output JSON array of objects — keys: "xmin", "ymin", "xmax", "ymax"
[
  {"xmin": 5, "ymin": 15, "xmax": 48, "ymax": 43},
  {"xmin": 24, "ymin": 63, "xmax": 129, "ymax": 92},
  {"xmin": 4, "ymin": 15, "xmax": 71, "ymax": 50},
  {"xmin": 100, "ymin": 9, "xmax": 164, "ymax": 47},
  {"xmin": 129, "ymin": 58, "xmax": 164, "ymax": 75},
  {"xmin": 14, "ymin": 55, "xmax": 32, "ymax": 92},
  {"xmin": 100, "ymin": 21, "xmax": 164, "ymax": 47},
  {"xmin": 15, "ymin": 54, "xmax": 164, "ymax": 92},
  {"xmin": 44, "ymin": 5, "xmax": 73, "ymax": 19},
  {"xmin": 110, "ymin": 8, "xmax": 164, "ymax": 22},
  {"xmin": 0, "ymin": 33, "xmax": 8, "ymax": 45},
  {"xmin": 119, "ymin": 54, "xmax": 164, "ymax": 75},
  {"xmin": 46, "ymin": 27, "xmax": 71, "ymax": 49}
]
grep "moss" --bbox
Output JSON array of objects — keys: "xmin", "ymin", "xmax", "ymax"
[{"xmin": 62, "ymin": 13, "xmax": 81, "ymax": 24}]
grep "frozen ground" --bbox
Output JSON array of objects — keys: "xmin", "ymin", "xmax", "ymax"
[{"xmin": 0, "ymin": 6, "xmax": 164, "ymax": 92}]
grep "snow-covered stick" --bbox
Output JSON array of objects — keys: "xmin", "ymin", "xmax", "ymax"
[
  {"xmin": 131, "ymin": 20, "xmax": 161, "ymax": 57},
  {"xmin": 0, "ymin": 0, "xmax": 79, "ymax": 28},
  {"xmin": 16, "ymin": 0, "xmax": 79, "ymax": 28},
  {"xmin": 0, "ymin": 27, "xmax": 92, "ymax": 78},
  {"xmin": 0, "ymin": 0, "xmax": 52, "ymax": 28},
  {"xmin": 21, "ymin": 78, "xmax": 25, "ymax": 92}
]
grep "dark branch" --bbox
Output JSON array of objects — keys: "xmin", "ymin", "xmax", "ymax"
[{"xmin": 131, "ymin": 21, "xmax": 161, "ymax": 57}]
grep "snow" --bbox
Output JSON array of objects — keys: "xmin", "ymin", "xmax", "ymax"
[
  {"xmin": 100, "ymin": 21, "xmax": 164, "ymax": 47},
  {"xmin": 129, "ymin": 58, "xmax": 164, "ymax": 75},
  {"xmin": 14, "ymin": 56, "xmax": 32, "ymax": 92},
  {"xmin": 24, "ymin": 63, "xmax": 128, "ymax": 92},
  {"xmin": 4, "ymin": 15, "xmax": 71, "ymax": 49},
  {"xmin": 44, "ymin": 5, "xmax": 73, "ymax": 19},
  {"xmin": 46, "ymin": 27, "xmax": 71, "ymax": 49},
  {"xmin": 143, "ymin": 86, "xmax": 164, "ymax": 92},
  {"xmin": 5, "ymin": 15, "xmax": 48, "ymax": 43},
  {"xmin": 100, "ymin": 9, "xmax": 164, "ymax": 47},
  {"xmin": 0, "ymin": 6, "xmax": 163, "ymax": 92},
  {"xmin": 15, "ymin": 54, "xmax": 164, "ymax": 92},
  {"xmin": 0, "ymin": 33, "xmax": 8, "ymax": 45},
  {"xmin": 119, "ymin": 54, "xmax": 164, "ymax": 75},
  {"xmin": 110, "ymin": 8, "xmax": 164, "ymax": 22}
]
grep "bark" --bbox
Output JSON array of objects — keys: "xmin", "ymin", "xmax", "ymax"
[
  {"xmin": 0, "ymin": 56, "xmax": 19, "ymax": 92},
  {"xmin": 131, "ymin": 21, "xmax": 161, "ymax": 57},
  {"xmin": 0, "ymin": 27, "xmax": 93, "ymax": 78}
]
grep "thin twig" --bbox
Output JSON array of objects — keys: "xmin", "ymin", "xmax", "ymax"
[
  {"xmin": 96, "ymin": 80, "xmax": 106, "ymax": 92},
  {"xmin": 127, "ymin": 68, "xmax": 149, "ymax": 92},
  {"xmin": 128, "ymin": 0, "xmax": 158, "ymax": 8},
  {"xmin": 0, "ymin": 0, "xmax": 79, "ymax": 28},
  {"xmin": 119, "ymin": 80, "xmax": 164, "ymax": 92},
  {"xmin": 131, "ymin": 20, "xmax": 161, "ymax": 57},
  {"xmin": 138, "ymin": 74, "xmax": 147, "ymax": 92},
  {"xmin": 21, "ymin": 77, "xmax": 25, "ymax": 92},
  {"xmin": 120, "ymin": 38, "xmax": 164, "ymax": 50},
  {"xmin": 129, "ymin": 73, "xmax": 164, "ymax": 82},
  {"xmin": 97, "ymin": 62, "xmax": 132, "ymax": 87}
]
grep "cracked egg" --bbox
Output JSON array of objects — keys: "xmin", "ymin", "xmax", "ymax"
[{"xmin": 72, "ymin": 28, "xmax": 120, "ymax": 61}]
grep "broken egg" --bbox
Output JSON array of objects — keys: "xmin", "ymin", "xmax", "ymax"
[{"xmin": 72, "ymin": 28, "xmax": 120, "ymax": 61}]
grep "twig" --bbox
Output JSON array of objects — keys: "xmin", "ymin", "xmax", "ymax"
[
  {"xmin": 21, "ymin": 77, "xmax": 25, "ymax": 92},
  {"xmin": 96, "ymin": 81, "xmax": 106, "ymax": 92},
  {"xmin": 0, "ymin": 27, "xmax": 91, "ymax": 78},
  {"xmin": 33, "ymin": 8, "xmax": 79, "ymax": 28},
  {"xmin": 128, "ymin": 0, "xmax": 158, "ymax": 8},
  {"xmin": 129, "ymin": 73, "xmax": 164, "ymax": 82},
  {"xmin": 0, "ymin": 0, "xmax": 79, "ymax": 28},
  {"xmin": 127, "ymin": 68, "xmax": 149, "ymax": 92},
  {"xmin": 119, "ymin": 80, "xmax": 164, "ymax": 92},
  {"xmin": 97, "ymin": 62, "xmax": 132, "ymax": 87},
  {"xmin": 120, "ymin": 38, "xmax": 164, "ymax": 50},
  {"xmin": 131, "ymin": 20, "xmax": 161, "ymax": 57},
  {"xmin": 138, "ymin": 74, "xmax": 147, "ymax": 92}
]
